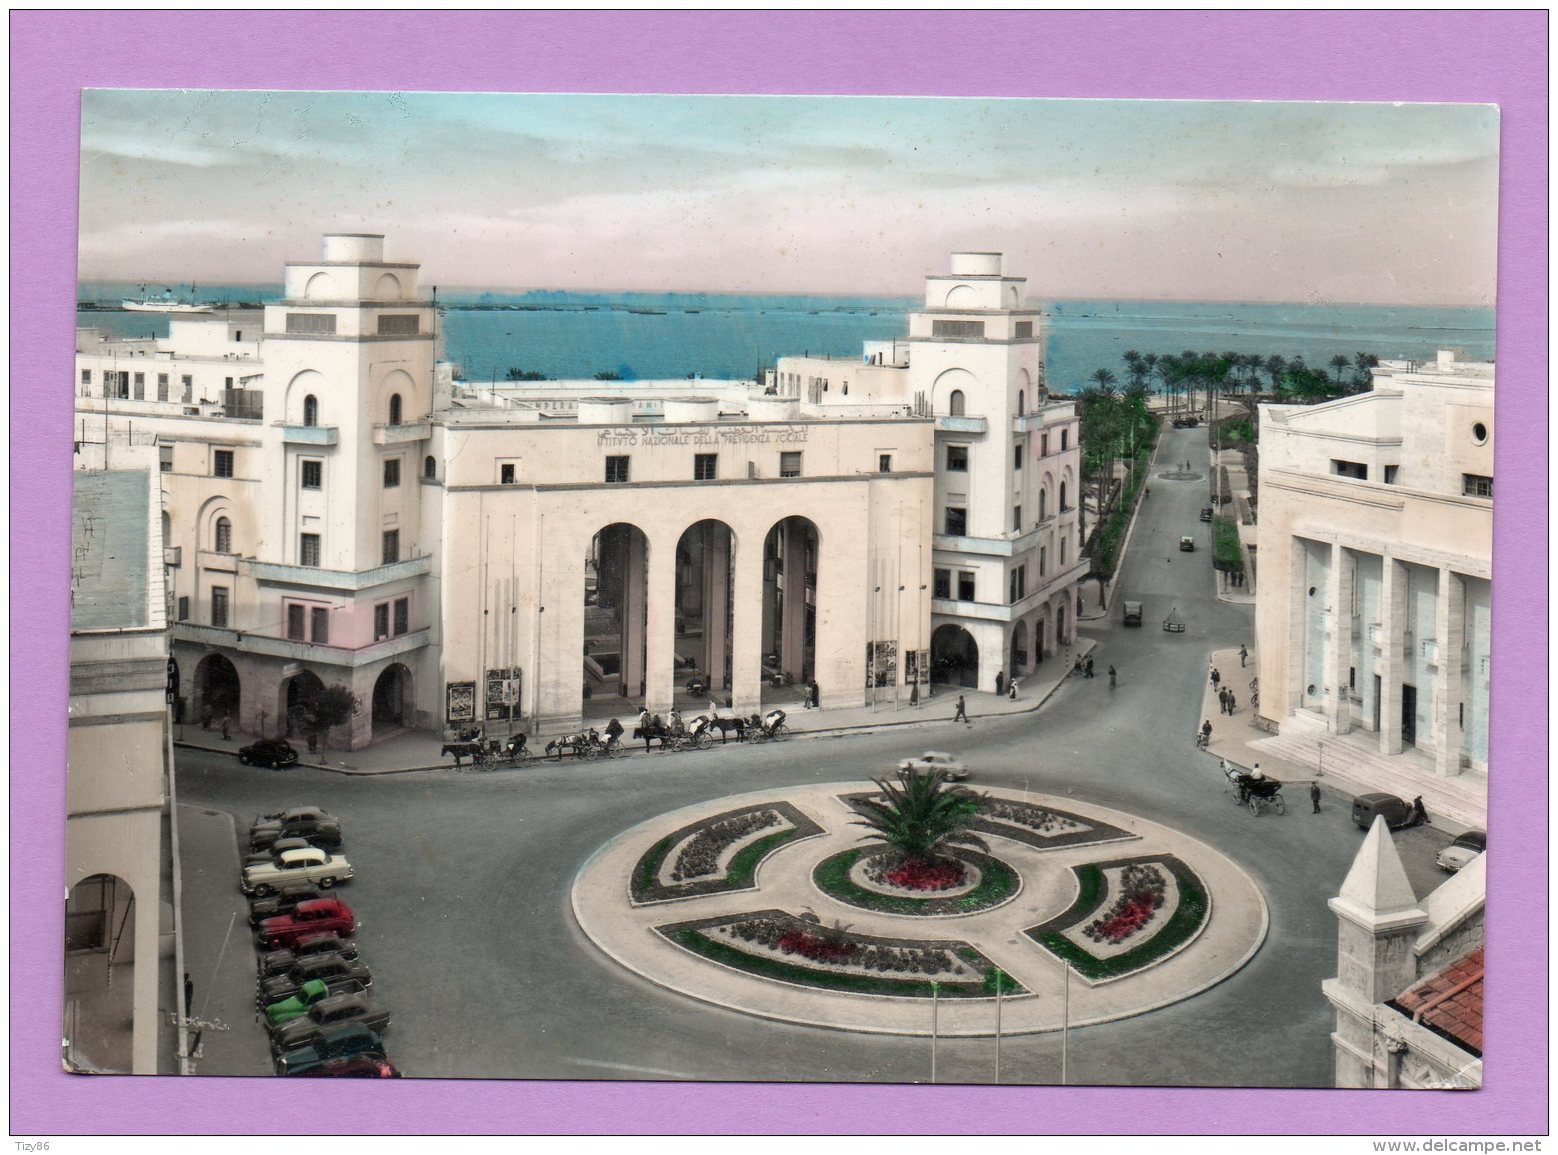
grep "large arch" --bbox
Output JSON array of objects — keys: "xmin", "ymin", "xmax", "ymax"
[
  {"xmin": 930, "ymin": 624, "xmax": 979, "ymax": 688},
  {"xmin": 943, "ymin": 283, "xmax": 977, "ymax": 308},
  {"xmin": 762, "ymin": 516, "xmax": 819, "ymax": 687},
  {"xmin": 586, "ymin": 523, "xmax": 650, "ymax": 702},
  {"xmin": 674, "ymin": 520, "xmax": 736, "ymax": 702},
  {"xmin": 284, "ymin": 370, "xmax": 326, "ymax": 424},
  {"xmin": 281, "ymin": 669, "xmax": 326, "ymax": 738},
  {"xmin": 1010, "ymin": 620, "xmax": 1029, "ymax": 677},
  {"xmin": 194, "ymin": 653, "xmax": 239, "ymax": 725},
  {"xmin": 372, "ymin": 663, "xmax": 412, "ymax": 732},
  {"xmin": 303, "ymin": 271, "xmax": 335, "ymax": 299},
  {"xmin": 64, "ymin": 873, "xmax": 136, "ymax": 1073},
  {"xmin": 372, "ymin": 272, "xmax": 403, "ymax": 299},
  {"xmin": 1056, "ymin": 599, "xmax": 1071, "ymax": 648},
  {"xmin": 931, "ymin": 367, "xmax": 977, "ymax": 416},
  {"xmin": 1034, "ymin": 607, "xmax": 1052, "ymax": 666},
  {"xmin": 379, "ymin": 369, "xmax": 416, "ymax": 427}
]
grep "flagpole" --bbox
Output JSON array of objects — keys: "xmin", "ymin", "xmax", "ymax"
[
  {"xmin": 930, "ymin": 981, "xmax": 939, "ymax": 1084},
  {"xmin": 994, "ymin": 969, "xmax": 1003, "ymax": 1085},
  {"xmin": 1061, "ymin": 962, "xmax": 1070, "ymax": 1086}
]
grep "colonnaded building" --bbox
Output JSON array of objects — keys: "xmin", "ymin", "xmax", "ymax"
[
  {"xmin": 73, "ymin": 235, "xmax": 1084, "ymax": 748},
  {"xmin": 1253, "ymin": 350, "xmax": 1493, "ymax": 824}
]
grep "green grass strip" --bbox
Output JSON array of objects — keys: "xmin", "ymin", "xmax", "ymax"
[
  {"xmin": 813, "ymin": 848, "xmax": 1017, "ymax": 915},
  {"xmin": 722, "ymin": 828, "xmax": 803, "ymax": 889},
  {"xmin": 1033, "ymin": 861, "xmax": 1209, "ymax": 982},
  {"xmin": 633, "ymin": 835, "xmax": 675, "ymax": 898},
  {"xmin": 668, "ymin": 928, "xmax": 1007, "ymax": 999}
]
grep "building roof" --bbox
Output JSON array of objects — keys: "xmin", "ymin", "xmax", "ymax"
[
  {"xmin": 1394, "ymin": 945, "xmax": 1484, "ymax": 1057},
  {"xmin": 71, "ymin": 470, "xmax": 151, "ymax": 632}
]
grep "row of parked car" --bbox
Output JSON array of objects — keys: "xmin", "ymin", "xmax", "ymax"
[{"xmin": 242, "ymin": 806, "xmax": 401, "ymax": 1077}]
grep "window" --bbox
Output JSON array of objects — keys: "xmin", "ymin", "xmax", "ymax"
[
  {"xmin": 311, "ymin": 606, "xmax": 329, "ymax": 645},
  {"xmin": 388, "ymin": 394, "xmax": 403, "ymax": 426},
  {"xmin": 374, "ymin": 603, "xmax": 390, "ymax": 640},
  {"xmin": 393, "ymin": 597, "xmax": 409, "ymax": 636},
  {"xmin": 1060, "ymin": 537, "xmax": 1068, "ymax": 565},
  {"xmin": 383, "ymin": 458, "xmax": 401, "ymax": 488},
  {"xmin": 301, "ymin": 460, "xmax": 322, "ymax": 489},
  {"xmin": 286, "ymin": 312, "xmax": 337, "ymax": 335},
  {"xmin": 424, "ymin": 455, "xmax": 437, "ymax": 480},
  {"xmin": 944, "ymin": 506, "xmax": 967, "ymax": 536},
  {"xmin": 779, "ymin": 452, "xmax": 803, "ymax": 478},
  {"xmin": 1013, "ymin": 505, "xmax": 1022, "ymax": 532},
  {"xmin": 1015, "ymin": 321, "xmax": 1034, "ymax": 339},
  {"xmin": 1383, "ymin": 465, "xmax": 1399, "ymax": 485},
  {"xmin": 234, "ymin": 330, "xmax": 243, "ymax": 341},
  {"xmin": 214, "ymin": 517, "xmax": 232, "ymax": 554},
  {"xmin": 933, "ymin": 569, "xmax": 951, "ymax": 599},
  {"xmin": 1472, "ymin": 422, "xmax": 1488, "ymax": 445},
  {"xmin": 878, "ymin": 454, "xmax": 893, "ymax": 473},
  {"xmin": 382, "ymin": 530, "xmax": 400, "ymax": 565},
  {"xmin": 1060, "ymin": 429, "xmax": 1069, "ymax": 451},
  {"xmin": 605, "ymin": 456, "xmax": 630, "ymax": 484},
  {"xmin": 378, "ymin": 314, "xmax": 420, "ymax": 336},
  {"xmin": 1462, "ymin": 473, "xmax": 1493, "ymax": 498},
  {"xmin": 948, "ymin": 390, "xmax": 966, "ymax": 417},
  {"xmin": 1060, "ymin": 481, "xmax": 1069, "ymax": 511},
  {"xmin": 213, "ymin": 449, "xmax": 234, "ymax": 478},
  {"xmin": 300, "ymin": 533, "xmax": 321, "ymax": 567},
  {"xmin": 946, "ymin": 445, "xmax": 969, "ymax": 472},
  {"xmin": 1009, "ymin": 564, "xmax": 1027, "ymax": 604},
  {"xmin": 932, "ymin": 319, "xmax": 985, "ymax": 338},
  {"xmin": 1040, "ymin": 433, "xmax": 1049, "ymax": 457},
  {"xmin": 303, "ymin": 395, "xmax": 318, "ymax": 426},
  {"xmin": 957, "ymin": 571, "xmax": 976, "ymax": 601},
  {"xmin": 111, "ymin": 371, "xmax": 129, "ymax": 399},
  {"xmin": 210, "ymin": 586, "xmax": 229, "ymax": 628},
  {"xmin": 500, "ymin": 463, "xmax": 515, "ymax": 485},
  {"xmin": 224, "ymin": 377, "xmax": 233, "ymax": 388},
  {"xmin": 694, "ymin": 453, "xmax": 718, "ymax": 481},
  {"xmin": 177, "ymin": 596, "xmax": 189, "ymax": 622},
  {"xmin": 159, "ymin": 445, "xmax": 173, "ymax": 473},
  {"xmin": 1017, "ymin": 392, "xmax": 1025, "ymax": 416},
  {"xmin": 157, "ymin": 373, "xmax": 169, "ymax": 402},
  {"xmin": 1040, "ymin": 546, "xmax": 1048, "ymax": 576},
  {"xmin": 81, "ymin": 368, "xmax": 91, "ymax": 387},
  {"xmin": 1014, "ymin": 443, "xmax": 1024, "ymax": 470},
  {"xmin": 1331, "ymin": 459, "xmax": 1369, "ymax": 480},
  {"xmin": 181, "ymin": 374, "xmax": 193, "ymax": 403},
  {"xmin": 133, "ymin": 372, "xmax": 145, "ymax": 400},
  {"xmin": 287, "ymin": 604, "xmax": 306, "ymax": 641}
]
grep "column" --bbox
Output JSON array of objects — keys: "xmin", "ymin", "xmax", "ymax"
[
  {"xmin": 1325, "ymin": 544, "xmax": 1355, "ymax": 735},
  {"xmin": 1378, "ymin": 556, "xmax": 1406, "ymax": 755},
  {"xmin": 131, "ymin": 851, "xmax": 161, "ymax": 1073},
  {"xmin": 643, "ymin": 531, "xmax": 677, "ymax": 712},
  {"xmin": 621, "ymin": 530, "xmax": 646, "ymax": 697},
  {"xmin": 730, "ymin": 536, "xmax": 765, "ymax": 711},
  {"xmin": 704, "ymin": 527, "xmax": 730, "ymax": 691},
  {"xmin": 1283, "ymin": 538, "xmax": 1307, "ymax": 718},
  {"xmin": 781, "ymin": 523, "xmax": 807, "ymax": 678},
  {"xmin": 1433, "ymin": 569, "xmax": 1466, "ymax": 777}
]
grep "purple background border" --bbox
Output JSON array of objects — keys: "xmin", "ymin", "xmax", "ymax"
[{"xmin": 11, "ymin": 11, "xmax": 1546, "ymax": 1136}]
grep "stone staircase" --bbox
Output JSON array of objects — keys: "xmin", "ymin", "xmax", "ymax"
[{"xmin": 1250, "ymin": 711, "xmax": 1488, "ymax": 830}]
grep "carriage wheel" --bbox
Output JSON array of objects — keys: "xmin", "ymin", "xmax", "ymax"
[
  {"xmin": 1273, "ymin": 793, "xmax": 1285, "ymax": 815},
  {"xmin": 1248, "ymin": 796, "xmax": 1261, "ymax": 816},
  {"xmin": 772, "ymin": 723, "xmax": 789, "ymax": 742},
  {"xmin": 606, "ymin": 740, "xmax": 624, "ymax": 759},
  {"xmin": 581, "ymin": 744, "xmax": 600, "ymax": 761},
  {"xmin": 695, "ymin": 731, "xmax": 713, "ymax": 750}
]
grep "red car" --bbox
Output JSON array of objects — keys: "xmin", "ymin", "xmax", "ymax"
[
  {"xmin": 255, "ymin": 897, "xmax": 356, "ymax": 950},
  {"xmin": 295, "ymin": 1054, "xmax": 400, "ymax": 1078}
]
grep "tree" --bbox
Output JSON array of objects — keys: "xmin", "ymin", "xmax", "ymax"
[
  {"xmin": 1263, "ymin": 354, "xmax": 1287, "ymax": 393},
  {"xmin": 1328, "ymin": 354, "xmax": 1351, "ymax": 382},
  {"xmin": 304, "ymin": 684, "xmax": 358, "ymax": 749},
  {"xmin": 1088, "ymin": 368, "xmax": 1119, "ymax": 396},
  {"xmin": 852, "ymin": 766, "xmax": 987, "ymax": 869}
]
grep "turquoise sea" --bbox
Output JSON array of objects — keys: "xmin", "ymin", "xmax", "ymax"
[{"xmin": 78, "ymin": 282, "xmax": 1495, "ymax": 392}]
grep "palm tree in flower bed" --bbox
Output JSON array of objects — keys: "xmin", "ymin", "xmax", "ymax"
[{"xmin": 853, "ymin": 766, "xmax": 988, "ymax": 889}]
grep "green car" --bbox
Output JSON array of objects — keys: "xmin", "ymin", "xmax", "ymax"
[{"xmin": 264, "ymin": 977, "xmax": 366, "ymax": 1025}]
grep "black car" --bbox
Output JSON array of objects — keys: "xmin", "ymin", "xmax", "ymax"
[
  {"xmin": 259, "ymin": 952, "xmax": 373, "ymax": 1008},
  {"xmin": 251, "ymin": 818, "xmax": 344, "ymax": 852},
  {"xmin": 249, "ymin": 882, "xmax": 326, "ymax": 926},
  {"xmin": 258, "ymin": 933, "xmax": 360, "ymax": 978},
  {"xmin": 244, "ymin": 836, "xmax": 313, "ymax": 866},
  {"xmin": 274, "ymin": 1023, "xmax": 386, "ymax": 1076},
  {"xmin": 239, "ymin": 739, "xmax": 300, "ymax": 769},
  {"xmin": 270, "ymin": 992, "xmax": 392, "ymax": 1055}
]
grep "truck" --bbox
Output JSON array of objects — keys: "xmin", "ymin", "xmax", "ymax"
[{"xmin": 1122, "ymin": 600, "xmax": 1143, "ymax": 627}]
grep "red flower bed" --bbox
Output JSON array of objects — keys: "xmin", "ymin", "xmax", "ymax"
[
  {"xmin": 883, "ymin": 858, "xmax": 966, "ymax": 892},
  {"xmin": 1084, "ymin": 864, "xmax": 1167, "ymax": 944},
  {"xmin": 777, "ymin": 930, "xmax": 857, "ymax": 962}
]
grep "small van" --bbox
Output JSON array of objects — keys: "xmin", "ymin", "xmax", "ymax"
[
  {"xmin": 1351, "ymin": 792, "xmax": 1418, "ymax": 831},
  {"xmin": 1122, "ymin": 601, "xmax": 1143, "ymax": 627}
]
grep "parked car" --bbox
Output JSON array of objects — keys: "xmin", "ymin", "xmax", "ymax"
[
  {"xmin": 274, "ymin": 1023, "xmax": 386, "ymax": 1076},
  {"xmin": 259, "ymin": 952, "xmax": 373, "ymax": 1008},
  {"xmin": 249, "ymin": 883, "xmax": 326, "ymax": 926},
  {"xmin": 256, "ymin": 806, "xmax": 337, "ymax": 827},
  {"xmin": 255, "ymin": 898, "xmax": 357, "ymax": 950},
  {"xmin": 1436, "ymin": 830, "xmax": 1486, "ymax": 872},
  {"xmin": 259, "ymin": 932, "xmax": 361, "ymax": 978},
  {"xmin": 1351, "ymin": 792, "xmax": 1425, "ymax": 831},
  {"xmin": 242, "ymin": 847, "xmax": 353, "ymax": 896},
  {"xmin": 238, "ymin": 738, "xmax": 299, "ymax": 769},
  {"xmin": 294, "ymin": 1054, "xmax": 401, "ymax": 1078},
  {"xmin": 1122, "ymin": 600, "xmax": 1143, "ymax": 627},
  {"xmin": 270, "ymin": 991, "xmax": 392, "ymax": 1055},
  {"xmin": 244, "ymin": 836, "xmax": 314, "ymax": 867},
  {"xmin": 1179, "ymin": 535, "xmax": 1196, "ymax": 552},
  {"xmin": 1200, "ymin": 506, "xmax": 1214, "ymax": 522},
  {"xmin": 251, "ymin": 817, "xmax": 343, "ymax": 852},
  {"xmin": 263, "ymin": 976, "xmax": 369, "ymax": 1026},
  {"xmin": 897, "ymin": 751, "xmax": 969, "ymax": 782}
]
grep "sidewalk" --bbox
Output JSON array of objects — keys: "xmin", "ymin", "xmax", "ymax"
[{"xmin": 175, "ymin": 636, "xmax": 1099, "ymax": 777}]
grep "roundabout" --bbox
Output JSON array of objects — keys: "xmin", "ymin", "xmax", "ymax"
[{"xmin": 572, "ymin": 782, "xmax": 1269, "ymax": 1036}]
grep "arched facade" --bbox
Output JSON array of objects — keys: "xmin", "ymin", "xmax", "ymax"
[
  {"xmin": 931, "ymin": 623, "xmax": 979, "ymax": 687},
  {"xmin": 214, "ymin": 516, "xmax": 231, "ymax": 554},
  {"xmin": 932, "ymin": 367, "xmax": 977, "ymax": 416},
  {"xmin": 762, "ymin": 516, "xmax": 819, "ymax": 688},
  {"xmin": 372, "ymin": 663, "xmax": 412, "ymax": 732},
  {"xmin": 281, "ymin": 669, "xmax": 325, "ymax": 737},
  {"xmin": 303, "ymin": 271, "xmax": 334, "ymax": 299},
  {"xmin": 193, "ymin": 652, "xmax": 240, "ymax": 724},
  {"xmin": 675, "ymin": 520, "xmax": 736, "ymax": 698},
  {"xmin": 284, "ymin": 369, "xmax": 326, "ymax": 424},
  {"xmin": 585, "ymin": 523, "xmax": 651, "ymax": 703},
  {"xmin": 423, "ymin": 455, "xmax": 437, "ymax": 480},
  {"xmin": 1009, "ymin": 620, "xmax": 1029, "ymax": 676},
  {"xmin": 64, "ymin": 873, "xmax": 136, "ymax": 1073},
  {"xmin": 372, "ymin": 272, "xmax": 402, "ymax": 299}
]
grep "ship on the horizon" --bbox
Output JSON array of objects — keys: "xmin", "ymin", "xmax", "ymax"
[{"xmin": 121, "ymin": 284, "xmax": 214, "ymax": 314}]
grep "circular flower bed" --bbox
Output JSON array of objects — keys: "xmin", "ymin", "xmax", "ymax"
[{"xmin": 814, "ymin": 848, "xmax": 1018, "ymax": 916}]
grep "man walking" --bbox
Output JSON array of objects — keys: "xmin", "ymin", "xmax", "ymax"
[
  {"xmin": 1239, "ymin": 644, "xmax": 1248, "ymax": 668},
  {"xmin": 1210, "ymin": 667, "xmax": 1221, "ymax": 691},
  {"xmin": 954, "ymin": 695, "xmax": 970, "ymax": 725},
  {"xmin": 1226, "ymin": 691, "xmax": 1237, "ymax": 715},
  {"xmin": 1310, "ymin": 781, "xmax": 1322, "ymax": 813},
  {"xmin": 1084, "ymin": 656, "xmax": 1095, "ymax": 679}
]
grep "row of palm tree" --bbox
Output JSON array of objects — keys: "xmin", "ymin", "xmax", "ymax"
[{"xmin": 1109, "ymin": 348, "xmax": 1381, "ymax": 413}]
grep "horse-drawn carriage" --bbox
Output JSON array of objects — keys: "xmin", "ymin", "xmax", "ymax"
[
  {"xmin": 441, "ymin": 732, "xmax": 534, "ymax": 770},
  {"xmin": 633, "ymin": 715, "xmax": 695, "ymax": 753},
  {"xmin": 1225, "ymin": 764, "xmax": 1284, "ymax": 816},
  {"xmin": 544, "ymin": 726, "xmax": 624, "ymax": 760}
]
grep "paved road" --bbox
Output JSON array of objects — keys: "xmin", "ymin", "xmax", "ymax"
[{"xmin": 174, "ymin": 428, "xmax": 1462, "ymax": 1086}]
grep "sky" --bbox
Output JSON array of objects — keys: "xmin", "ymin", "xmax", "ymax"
[{"xmin": 78, "ymin": 91, "xmax": 1499, "ymax": 306}]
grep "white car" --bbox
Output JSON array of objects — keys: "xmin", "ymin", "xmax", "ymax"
[
  {"xmin": 1435, "ymin": 830, "xmax": 1486, "ymax": 872},
  {"xmin": 243, "ymin": 846, "xmax": 354, "ymax": 896},
  {"xmin": 897, "ymin": 751, "xmax": 969, "ymax": 781}
]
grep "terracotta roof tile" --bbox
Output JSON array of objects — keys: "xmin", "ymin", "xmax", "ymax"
[{"xmin": 1395, "ymin": 945, "xmax": 1483, "ymax": 1057}]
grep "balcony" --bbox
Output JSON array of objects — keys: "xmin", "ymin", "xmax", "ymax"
[
  {"xmin": 279, "ymin": 424, "xmax": 339, "ymax": 446},
  {"xmin": 934, "ymin": 415, "xmax": 987, "ymax": 434},
  {"xmin": 172, "ymin": 622, "xmax": 430, "ymax": 668},
  {"xmin": 249, "ymin": 553, "xmax": 431, "ymax": 591},
  {"xmin": 1012, "ymin": 413, "xmax": 1048, "ymax": 434},
  {"xmin": 373, "ymin": 421, "xmax": 431, "ymax": 446},
  {"xmin": 197, "ymin": 549, "xmax": 240, "ymax": 574}
]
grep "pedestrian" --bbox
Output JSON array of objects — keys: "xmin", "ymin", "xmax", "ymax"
[
  {"xmin": 1226, "ymin": 691, "xmax": 1237, "ymax": 715},
  {"xmin": 1007, "ymin": 680, "xmax": 1019, "ymax": 701},
  {"xmin": 183, "ymin": 972, "xmax": 193, "ymax": 1016},
  {"xmin": 1107, "ymin": 665, "xmax": 1117, "ymax": 689},
  {"xmin": 1210, "ymin": 667, "xmax": 1221, "ymax": 691},
  {"xmin": 1310, "ymin": 781, "xmax": 1322, "ymax": 814},
  {"xmin": 1217, "ymin": 688, "xmax": 1227, "ymax": 715},
  {"xmin": 1411, "ymin": 795, "xmax": 1430, "ymax": 825},
  {"xmin": 810, "ymin": 680, "xmax": 820, "ymax": 709},
  {"xmin": 954, "ymin": 695, "xmax": 970, "ymax": 725},
  {"xmin": 1085, "ymin": 656, "xmax": 1095, "ymax": 679},
  {"xmin": 995, "ymin": 670, "xmax": 1005, "ymax": 696},
  {"xmin": 1239, "ymin": 644, "xmax": 1248, "ymax": 668},
  {"xmin": 220, "ymin": 714, "xmax": 230, "ymax": 740},
  {"xmin": 1200, "ymin": 718, "xmax": 1213, "ymax": 745}
]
